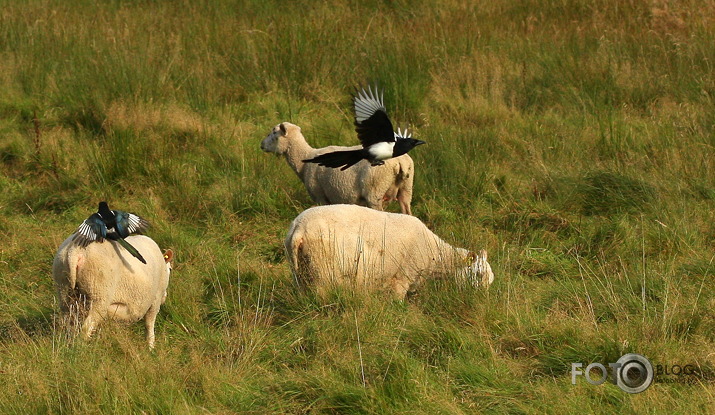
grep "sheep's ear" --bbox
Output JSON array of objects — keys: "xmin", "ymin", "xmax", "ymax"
[
  {"xmin": 279, "ymin": 123, "xmax": 287, "ymax": 135},
  {"xmin": 163, "ymin": 249, "xmax": 174, "ymax": 264}
]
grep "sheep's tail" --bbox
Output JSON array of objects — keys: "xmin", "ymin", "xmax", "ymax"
[
  {"xmin": 303, "ymin": 149, "xmax": 364, "ymax": 171},
  {"xmin": 286, "ymin": 226, "xmax": 305, "ymax": 287},
  {"xmin": 67, "ymin": 248, "xmax": 79, "ymax": 290},
  {"xmin": 55, "ymin": 241, "xmax": 82, "ymax": 290}
]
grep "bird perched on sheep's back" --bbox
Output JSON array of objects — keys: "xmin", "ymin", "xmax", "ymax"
[
  {"xmin": 303, "ymin": 85, "xmax": 425, "ymax": 171},
  {"xmin": 73, "ymin": 201, "xmax": 151, "ymax": 264}
]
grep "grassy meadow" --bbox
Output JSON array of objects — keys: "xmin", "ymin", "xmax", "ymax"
[{"xmin": 1, "ymin": 0, "xmax": 715, "ymax": 412}]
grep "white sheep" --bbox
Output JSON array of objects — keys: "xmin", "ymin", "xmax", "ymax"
[
  {"xmin": 52, "ymin": 235, "xmax": 173, "ymax": 349},
  {"xmin": 261, "ymin": 122, "xmax": 415, "ymax": 215},
  {"xmin": 285, "ymin": 204, "xmax": 494, "ymax": 299}
]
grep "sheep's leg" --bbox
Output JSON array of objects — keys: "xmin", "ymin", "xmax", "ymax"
[
  {"xmin": 399, "ymin": 200, "xmax": 411, "ymax": 216},
  {"xmin": 389, "ymin": 274, "xmax": 411, "ymax": 301},
  {"xmin": 395, "ymin": 178, "xmax": 412, "ymax": 215},
  {"xmin": 55, "ymin": 284, "xmax": 72, "ymax": 313},
  {"xmin": 363, "ymin": 190, "xmax": 385, "ymax": 211},
  {"xmin": 396, "ymin": 187, "xmax": 413, "ymax": 215},
  {"xmin": 307, "ymin": 187, "xmax": 330, "ymax": 205},
  {"xmin": 144, "ymin": 305, "xmax": 159, "ymax": 349},
  {"xmin": 366, "ymin": 198, "xmax": 384, "ymax": 211},
  {"xmin": 392, "ymin": 286, "xmax": 409, "ymax": 301}
]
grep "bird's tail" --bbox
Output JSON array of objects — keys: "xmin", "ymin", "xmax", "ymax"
[
  {"xmin": 116, "ymin": 238, "xmax": 147, "ymax": 264},
  {"xmin": 303, "ymin": 150, "xmax": 364, "ymax": 171}
]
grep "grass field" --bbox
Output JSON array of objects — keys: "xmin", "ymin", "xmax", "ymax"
[{"xmin": 1, "ymin": 0, "xmax": 715, "ymax": 413}]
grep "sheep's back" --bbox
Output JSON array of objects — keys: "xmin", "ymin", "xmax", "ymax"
[{"xmin": 302, "ymin": 150, "xmax": 412, "ymax": 205}]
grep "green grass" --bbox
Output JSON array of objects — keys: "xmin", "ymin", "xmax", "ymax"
[{"xmin": 1, "ymin": 0, "xmax": 715, "ymax": 413}]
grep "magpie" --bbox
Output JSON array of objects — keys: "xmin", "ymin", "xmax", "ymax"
[
  {"xmin": 303, "ymin": 85, "xmax": 425, "ymax": 171},
  {"xmin": 73, "ymin": 201, "xmax": 151, "ymax": 264}
]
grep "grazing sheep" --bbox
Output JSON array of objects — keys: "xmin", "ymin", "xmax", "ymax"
[
  {"xmin": 285, "ymin": 205, "xmax": 494, "ymax": 299},
  {"xmin": 52, "ymin": 235, "xmax": 173, "ymax": 349},
  {"xmin": 261, "ymin": 122, "xmax": 415, "ymax": 215}
]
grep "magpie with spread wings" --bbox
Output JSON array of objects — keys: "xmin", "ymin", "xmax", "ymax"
[
  {"xmin": 73, "ymin": 201, "xmax": 151, "ymax": 264},
  {"xmin": 303, "ymin": 85, "xmax": 425, "ymax": 171}
]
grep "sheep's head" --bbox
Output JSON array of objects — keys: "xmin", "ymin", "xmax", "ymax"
[
  {"xmin": 261, "ymin": 122, "xmax": 301, "ymax": 154},
  {"xmin": 460, "ymin": 249, "xmax": 494, "ymax": 288},
  {"xmin": 161, "ymin": 249, "xmax": 174, "ymax": 304},
  {"xmin": 163, "ymin": 249, "xmax": 174, "ymax": 276}
]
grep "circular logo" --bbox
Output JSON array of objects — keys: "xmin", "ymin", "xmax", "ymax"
[{"xmin": 615, "ymin": 353, "xmax": 653, "ymax": 393}]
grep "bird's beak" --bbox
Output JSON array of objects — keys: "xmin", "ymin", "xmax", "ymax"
[{"xmin": 415, "ymin": 140, "xmax": 426, "ymax": 146}]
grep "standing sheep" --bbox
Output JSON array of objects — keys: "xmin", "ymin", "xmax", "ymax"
[
  {"xmin": 261, "ymin": 122, "xmax": 415, "ymax": 215},
  {"xmin": 285, "ymin": 205, "xmax": 494, "ymax": 299},
  {"xmin": 52, "ymin": 235, "xmax": 173, "ymax": 349}
]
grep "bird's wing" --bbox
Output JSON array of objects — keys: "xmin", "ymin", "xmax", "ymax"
[
  {"xmin": 394, "ymin": 127, "xmax": 412, "ymax": 140},
  {"xmin": 353, "ymin": 86, "xmax": 395, "ymax": 147},
  {"xmin": 72, "ymin": 213, "xmax": 107, "ymax": 247},
  {"xmin": 113, "ymin": 210, "xmax": 150, "ymax": 238},
  {"xmin": 303, "ymin": 149, "xmax": 365, "ymax": 170}
]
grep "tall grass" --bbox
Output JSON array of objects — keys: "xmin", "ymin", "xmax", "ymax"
[{"xmin": 1, "ymin": 0, "xmax": 715, "ymax": 412}]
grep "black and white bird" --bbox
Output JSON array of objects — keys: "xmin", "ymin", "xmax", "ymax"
[
  {"xmin": 73, "ymin": 201, "xmax": 151, "ymax": 264},
  {"xmin": 303, "ymin": 85, "xmax": 425, "ymax": 171}
]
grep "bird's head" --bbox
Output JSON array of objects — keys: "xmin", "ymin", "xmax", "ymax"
[
  {"xmin": 409, "ymin": 138, "xmax": 426, "ymax": 149},
  {"xmin": 98, "ymin": 201, "xmax": 112, "ymax": 218},
  {"xmin": 394, "ymin": 137, "xmax": 426, "ymax": 154},
  {"xmin": 394, "ymin": 127, "xmax": 426, "ymax": 151}
]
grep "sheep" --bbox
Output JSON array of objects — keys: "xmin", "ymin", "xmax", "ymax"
[
  {"xmin": 52, "ymin": 235, "xmax": 173, "ymax": 349},
  {"xmin": 261, "ymin": 122, "xmax": 415, "ymax": 215},
  {"xmin": 285, "ymin": 204, "xmax": 494, "ymax": 299}
]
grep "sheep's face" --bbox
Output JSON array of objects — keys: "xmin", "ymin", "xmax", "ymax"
[
  {"xmin": 161, "ymin": 249, "xmax": 173, "ymax": 304},
  {"xmin": 460, "ymin": 249, "xmax": 494, "ymax": 288},
  {"xmin": 261, "ymin": 122, "xmax": 298, "ymax": 154},
  {"xmin": 163, "ymin": 249, "xmax": 174, "ymax": 275}
]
